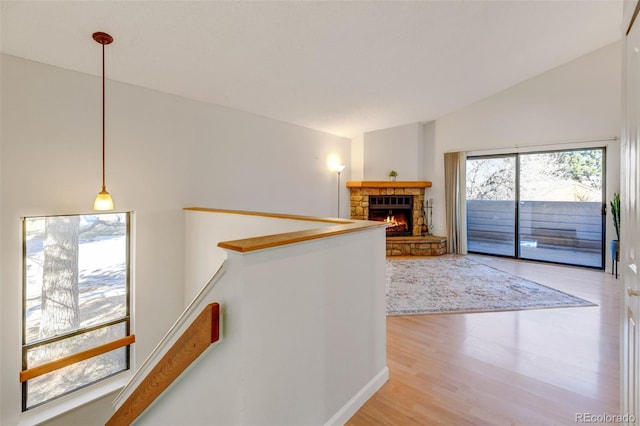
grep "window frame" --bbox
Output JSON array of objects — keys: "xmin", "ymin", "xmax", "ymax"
[
  {"xmin": 465, "ymin": 147, "xmax": 606, "ymax": 269},
  {"xmin": 21, "ymin": 212, "xmax": 133, "ymax": 411}
]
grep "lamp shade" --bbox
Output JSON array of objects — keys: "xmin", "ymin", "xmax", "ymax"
[
  {"xmin": 331, "ymin": 163, "xmax": 346, "ymax": 173},
  {"xmin": 93, "ymin": 188, "xmax": 114, "ymax": 211}
]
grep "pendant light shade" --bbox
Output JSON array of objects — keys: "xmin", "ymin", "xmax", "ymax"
[
  {"xmin": 94, "ymin": 188, "xmax": 114, "ymax": 210},
  {"xmin": 93, "ymin": 31, "xmax": 115, "ymax": 211}
]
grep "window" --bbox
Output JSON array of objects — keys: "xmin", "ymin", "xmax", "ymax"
[{"xmin": 21, "ymin": 213, "xmax": 133, "ymax": 411}]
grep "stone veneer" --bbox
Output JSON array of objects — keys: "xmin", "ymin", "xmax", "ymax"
[
  {"xmin": 346, "ymin": 181, "xmax": 447, "ymax": 256},
  {"xmin": 386, "ymin": 236, "xmax": 447, "ymax": 256}
]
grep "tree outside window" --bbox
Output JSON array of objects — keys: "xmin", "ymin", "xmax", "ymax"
[{"xmin": 22, "ymin": 212, "xmax": 132, "ymax": 410}]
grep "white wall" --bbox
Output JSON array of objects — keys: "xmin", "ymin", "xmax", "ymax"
[
  {"xmin": 356, "ymin": 41, "xmax": 621, "ymax": 269},
  {"xmin": 136, "ymin": 211, "xmax": 387, "ymax": 425},
  {"xmin": 0, "ymin": 41, "xmax": 4, "ymax": 421},
  {"xmin": 432, "ymin": 41, "xmax": 621, "ymax": 270},
  {"xmin": 184, "ymin": 210, "xmax": 338, "ymax": 303},
  {"xmin": 0, "ymin": 54, "xmax": 349, "ymax": 425},
  {"xmin": 350, "ymin": 133, "xmax": 364, "ymax": 181},
  {"xmin": 363, "ymin": 122, "xmax": 425, "ymax": 180}
]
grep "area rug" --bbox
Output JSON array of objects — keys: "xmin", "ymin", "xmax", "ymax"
[{"xmin": 386, "ymin": 257, "xmax": 596, "ymax": 315}]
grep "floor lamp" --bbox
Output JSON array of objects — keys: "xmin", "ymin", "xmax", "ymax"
[{"xmin": 333, "ymin": 164, "xmax": 345, "ymax": 217}]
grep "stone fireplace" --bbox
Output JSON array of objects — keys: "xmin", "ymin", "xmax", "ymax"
[{"xmin": 347, "ymin": 181, "xmax": 447, "ymax": 256}]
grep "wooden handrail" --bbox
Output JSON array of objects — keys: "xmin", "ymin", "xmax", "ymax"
[
  {"xmin": 184, "ymin": 207, "xmax": 351, "ymax": 224},
  {"xmin": 20, "ymin": 335, "xmax": 136, "ymax": 382},
  {"xmin": 184, "ymin": 207, "xmax": 387, "ymax": 253},
  {"xmin": 106, "ymin": 303, "xmax": 220, "ymax": 426},
  {"xmin": 217, "ymin": 222, "xmax": 386, "ymax": 253}
]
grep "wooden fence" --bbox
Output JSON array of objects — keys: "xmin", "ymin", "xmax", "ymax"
[{"xmin": 467, "ymin": 200, "xmax": 602, "ymax": 251}]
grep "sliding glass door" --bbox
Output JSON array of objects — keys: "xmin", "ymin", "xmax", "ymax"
[
  {"xmin": 466, "ymin": 148, "xmax": 604, "ymax": 269},
  {"xmin": 466, "ymin": 155, "xmax": 517, "ymax": 256},
  {"xmin": 518, "ymin": 150, "xmax": 604, "ymax": 267}
]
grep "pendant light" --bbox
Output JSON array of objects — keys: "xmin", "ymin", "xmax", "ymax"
[{"xmin": 93, "ymin": 31, "xmax": 115, "ymax": 211}]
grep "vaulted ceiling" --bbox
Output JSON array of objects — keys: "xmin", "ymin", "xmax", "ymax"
[{"xmin": 1, "ymin": 1, "xmax": 622, "ymax": 138}]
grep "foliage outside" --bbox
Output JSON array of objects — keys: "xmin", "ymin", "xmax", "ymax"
[{"xmin": 466, "ymin": 149, "xmax": 603, "ymax": 202}]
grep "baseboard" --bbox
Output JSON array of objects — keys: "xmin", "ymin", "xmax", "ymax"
[{"xmin": 324, "ymin": 366, "xmax": 389, "ymax": 426}]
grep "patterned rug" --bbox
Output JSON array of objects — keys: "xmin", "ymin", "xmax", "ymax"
[{"xmin": 386, "ymin": 256, "xmax": 596, "ymax": 315}]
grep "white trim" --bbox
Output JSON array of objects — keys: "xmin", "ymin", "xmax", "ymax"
[
  {"xmin": 324, "ymin": 366, "xmax": 389, "ymax": 426},
  {"xmin": 457, "ymin": 136, "xmax": 619, "ymax": 157}
]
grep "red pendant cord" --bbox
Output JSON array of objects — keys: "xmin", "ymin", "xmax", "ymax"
[{"xmin": 101, "ymin": 42, "xmax": 106, "ymax": 191}]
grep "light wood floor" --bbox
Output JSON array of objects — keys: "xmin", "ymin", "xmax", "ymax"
[{"xmin": 347, "ymin": 255, "xmax": 620, "ymax": 426}]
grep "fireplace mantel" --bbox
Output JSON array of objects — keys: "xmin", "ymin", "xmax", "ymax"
[{"xmin": 346, "ymin": 181, "xmax": 432, "ymax": 189}]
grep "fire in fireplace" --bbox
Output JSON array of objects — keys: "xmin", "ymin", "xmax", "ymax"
[{"xmin": 368, "ymin": 195, "xmax": 413, "ymax": 236}]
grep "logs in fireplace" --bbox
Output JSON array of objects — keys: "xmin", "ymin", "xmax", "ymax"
[{"xmin": 368, "ymin": 195, "xmax": 413, "ymax": 236}]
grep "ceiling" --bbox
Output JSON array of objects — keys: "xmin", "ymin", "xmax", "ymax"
[{"xmin": 1, "ymin": 1, "xmax": 623, "ymax": 138}]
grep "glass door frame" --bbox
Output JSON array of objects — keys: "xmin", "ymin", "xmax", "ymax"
[
  {"xmin": 466, "ymin": 153, "xmax": 518, "ymax": 258},
  {"xmin": 467, "ymin": 147, "xmax": 606, "ymax": 270}
]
